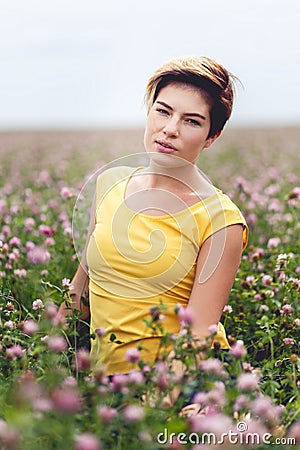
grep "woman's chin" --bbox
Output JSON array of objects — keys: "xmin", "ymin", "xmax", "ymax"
[{"xmin": 147, "ymin": 151, "xmax": 190, "ymax": 169}]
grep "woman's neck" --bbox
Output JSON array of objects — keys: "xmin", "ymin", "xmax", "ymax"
[{"xmin": 142, "ymin": 158, "xmax": 214, "ymax": 199}]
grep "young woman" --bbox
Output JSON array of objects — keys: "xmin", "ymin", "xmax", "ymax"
[{"xmin": 58, "ymin": 55, "xmax": 248, "ymax": 403}]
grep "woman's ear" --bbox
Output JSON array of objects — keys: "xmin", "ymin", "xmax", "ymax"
[{"xmin": 204, "ymin": 131, "xmax": 222, "ymax": 149}]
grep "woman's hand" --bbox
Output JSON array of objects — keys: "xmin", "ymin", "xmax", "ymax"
[{"xmin": 56, "ymin": 264, "xmax": 90, "ymax": 323}]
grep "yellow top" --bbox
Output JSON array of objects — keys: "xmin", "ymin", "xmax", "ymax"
[{"xmin": 86, "ymin": 166, "xmax": 248, "ymax": 375}]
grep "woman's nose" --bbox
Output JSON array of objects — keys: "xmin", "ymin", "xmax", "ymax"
[{"xmin": 163, "ymin": 117, "xmax": 179, "ymax": 137}]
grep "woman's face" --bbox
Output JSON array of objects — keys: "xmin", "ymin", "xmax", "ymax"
[{"xmin": 144, "ymin": 83, "xmax": 219, "ymax": 165}]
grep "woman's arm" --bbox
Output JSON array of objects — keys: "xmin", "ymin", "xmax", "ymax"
[
  {"xmin": 187, "ymin": 223, "xmax": 244, "ymax": 341},
  {"xmin": 166, "ymin": 224, "xmax": 244, "ymax": 406},
  {"xmin": 57, "ymin": 190, "xmax": 97, "ymax": 322}
]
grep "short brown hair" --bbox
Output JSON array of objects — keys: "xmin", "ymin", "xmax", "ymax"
[{"xmin": 144, "ymin": 56, "xmax": 237, "ymax": 138}]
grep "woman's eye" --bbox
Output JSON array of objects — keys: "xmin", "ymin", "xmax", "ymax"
[
  {"xmin": 186, "ymin": 118, "xmax": 201, "ymax": 126},
  {"xmin": 156, "ymin": 108, "xmax": 169, "ymax": 115}
]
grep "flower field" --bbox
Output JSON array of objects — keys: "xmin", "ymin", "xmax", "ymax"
[{"xmin": 0, "ymin": 126, "xmax": 299, "ymax": 449}]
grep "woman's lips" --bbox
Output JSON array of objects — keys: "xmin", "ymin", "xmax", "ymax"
[{"xmin": 155, "ymin": 140, "xmax": 177, "ymax": 153}]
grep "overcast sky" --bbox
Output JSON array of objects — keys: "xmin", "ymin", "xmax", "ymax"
[{"xmin": 1, "ymin": 0, "xmax": 299, "ymax": 129}]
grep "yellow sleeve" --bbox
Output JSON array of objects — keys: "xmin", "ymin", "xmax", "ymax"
[{"xmin": 199, "ymin": 193, "xmax": 248, "ymax": 250}]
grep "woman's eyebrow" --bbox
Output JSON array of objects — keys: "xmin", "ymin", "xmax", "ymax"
[
  {"xmin": 156, "ymin": 100, "xmax": 173, "ymax": 110},
  {"xmin": 156, "ymin": 100, "xmax": 206, "ymax": 120}
]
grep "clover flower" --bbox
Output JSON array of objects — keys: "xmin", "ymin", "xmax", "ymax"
[
  {"xmin": 208, "ymin": 323, "xmax": 219, "ymax": 334},
  {"xmin": 249, "ymin": 247, "xmax": 264, "ymax": 261},
  {"xmin": 1, "ymin": 227, "xmax": 11, "ymax": 238},
  {"xmin": 45, "ymin": 237, "xmax": 55, "ymax": 246},
  {"xmin": 110, "ymin": 374, "xmax": 128, "ymax": 392},
  {"xmin": 149, "ymin": 305, "xmax": 164, "ymax": 322},
  {"xmin": 24, "ymin": 217, "xmax": 35, "ymax": 232},
  {"xmin": 246, "ymin": 275, "xmax": 255, "ymax": 284},
  {"xmin": 234, "ymin": 394, "xmax": 250, "ymax": 411},
  {"xmin": 95, "ymin": 327, "xmax": 106, "ymax": 337},
  {"xmin": 223, "ymin": 304, "xmax": 233, "ymax": 313},
  {"xmin": 97, "ymin": 405, "xmax": 118, "ymax": 424},
  {"xmin": 23, "ymin": 319, "xmax": 39, "ymax": 335},
  {"xmin": 38, "ymin": 224, "xmax": 53, "ymax": 236},
  {"xmin": 125, "ymin": 347, "xmax": 140, "ymax": 363},
  {"xmin": 8, "ymin": 252, "xmax": 18, "ymax": 263},
  {"xmin": 250, "ymin": 396, "xmax": 281, "ymax": 425},
  {"xmin": 75, "ymin": 433, "xmax": 102, "ymax": 450},
  {"xmin": 32, "ymin": 397, "xmax": 53, "ymax": 413},
  {"xmin": 229, "ymin": 340, "xmax": 247, "ymax": 358},
  {"xmin": 61, "ymin": 376, "xmax": 78, "ymax": 388},
  {"xmin": 61, "ymin": 277, "xmax": 72, "ymax": 287},
  {"xmin": 178, "ymin": 306, "xmax": 194, "ymax": 326},
  {"xmin": 267, "ymin": 237, "xmax": 281, "ymax": 248},
  {"xmin": 188, "ymin": 412, "xmax": 232, "ymax": 436},
  {"xmin": 60, "ymin": 186, "xmax": 74, "ymax": 199},
  {"xmin": 6, "ymin": 345, "xmax": 24, "ymax": 360},
  {"xmin": 27, "ymin": 246, "xmax": 51, "ymax": 265},
  {"xmin": 36, "ymin": 170, "xmax": 51, "ymax": 186},
  {"xmin": 283, "ymin": 338, "xmax": 294, "ymax": 347},
  {"xmin": 237, "ymin": 373, "xmax": 259, "ymax": 391},
  {"xmin": 127, "ymin": 370, "xmax": 144, "ymax": 385},
  {"xmin": 280, "ymin": 304, "xmax": 293, "ymax": 315},
  {"xmin": 13, "ymin": 268, "xmax": 27, "ymax": 278},
  {"xmin": 4, "ymin": 320, "xmax": 15, "ymax": 329},
  {"xmin": 32, "ymin": 299, "xmax": 44, "ymax": 310},
  {"xmin": 287, "ymin": 420, "xmax": 300, "ymax": 444},
  {"xmin": 198, "ymin": 358, "xmax": 226, "ymax": 377},
  {"xmin": 52, "ymin": 387, "xmax": 82, "ymax": 413},
  {"xmin": 0, "ymin": 199, "xmax": 8, "ymax": 215},
  {"xmin": 193, "ymin": 381, "xmax": 226, "ymax": 412},
  {"xmin": 74, "ymin": 349, "xmax": 91, "ymax": 372},
  {"xmin": 0, "ymin": 419, "xmax": 20, "ymax": 449},
  {"xmin": 123, "ymin": 404, "xmax": 144, "ymax": 423},
  {"xmin": 25, "ymin": 241, "xmax": 35, "ymax": 251},
  {"xmin": 8, "ymin": 236, "xmax": 21, "ymax": 247},
  {"xmin": 44, "ymin": 300, "xmax": 58, "ymax": 319},
  {"xmin": 261, "ymin": 274, "xmax": 273, "ymax": 286},
  {"xmin": 46, "ymin": 336, "xmax": 68, "ymax": 353}
]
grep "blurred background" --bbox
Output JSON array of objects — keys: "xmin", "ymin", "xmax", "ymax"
[{"xmin": 1, "ymin": 0, "xmax": 300, "ymax": 131}]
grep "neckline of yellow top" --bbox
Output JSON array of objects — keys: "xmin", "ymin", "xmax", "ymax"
[{"xmin": 122, "ymin": 167, "xmax": 222, "ymax": 219}]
